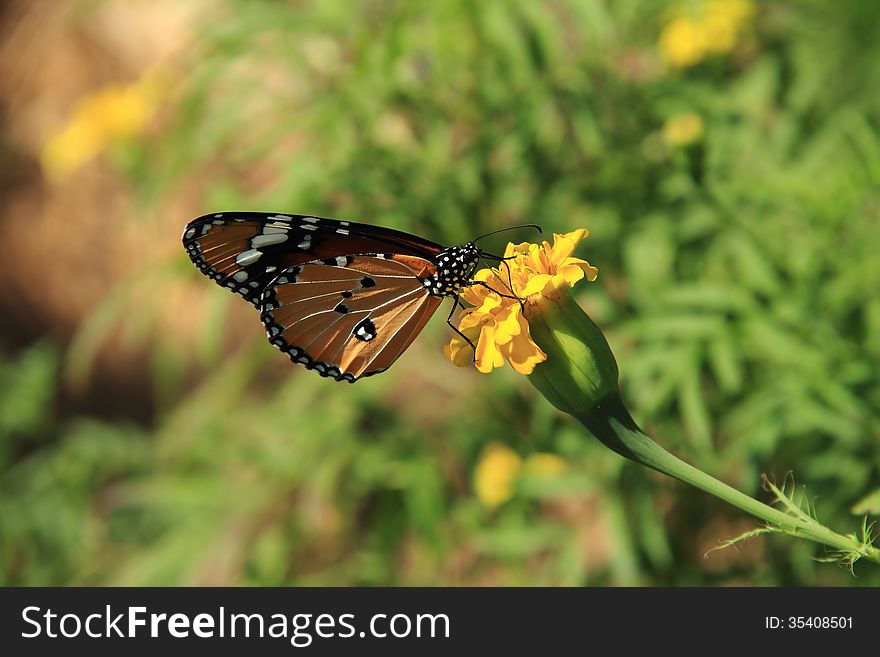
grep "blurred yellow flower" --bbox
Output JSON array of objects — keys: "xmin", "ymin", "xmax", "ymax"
[
  {"xmin": 374, "ymin": 112, "xmax": 415, "ymax": 149},
  {"xmin": 474, "ymin": 444, "xmax": 568, "ymax": 508},
  {"xmin": 474, "ymin": 442, "xmax": 522, "ymax": 509},
  {"xmin": 41, "ymin": 69, "xmax": 166, "ymax": 180},
  {"xmin": 658, "ymin": 0, "xmax": 756, "ymax": 69},
  {"xmin": 659, "ymin": 16, "xmax": 708, "ymax": 69},
  {"xmin": 662, "ymin": 112, "xmax": 704, "ymax": 147},
  {"xmin": 523, "ymin": 453, "xmax": 568, "ymax": 478},
  {"xmin": 445, "ymin": 229, "xmax": 598, "ymax": 375}
]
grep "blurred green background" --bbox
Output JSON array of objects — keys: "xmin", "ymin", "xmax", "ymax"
[{"xmin": 1, "ymin": 0, "xmax": 879, "ymax": 586}]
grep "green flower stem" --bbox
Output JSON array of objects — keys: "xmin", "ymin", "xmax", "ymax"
[
  {"xmin": 527, "ymin": 292, "xmax": 880, "ymax": 565},
  {"xmin": 577, "ymin": 393, "xmax": 879, "ymax": 563}
]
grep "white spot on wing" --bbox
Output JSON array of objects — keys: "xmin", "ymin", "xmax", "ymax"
[
  {"xmin": 251, "ymin": 233, "xmax": 288, "ymax": 248},
  {"xmin": 184, "ymin": 227, "xmax": 196, "ymax": 239},
  {"xmin": 233, "ymin": 270, "xmax": 249, "ymax": 282},
  {"xmin": 235, "ymin": 248, "xmax": 262, "ymax": 266},
  {"xmin": 302, "ymin": 216, "xmax": 319, "ymax": 223}
]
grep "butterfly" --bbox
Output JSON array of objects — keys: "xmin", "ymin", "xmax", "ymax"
[{"xmin": 182, "ymin": 212, "xmax": 536, "ymax": 382}]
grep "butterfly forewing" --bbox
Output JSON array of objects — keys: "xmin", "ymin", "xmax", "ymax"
[
  {"xmin": 260, "ymin": 254, "xmax": 443, "ymax": 382},
  {"xmin": 181, "ymin": 212, "xmax": 443, "ymax": 307}
]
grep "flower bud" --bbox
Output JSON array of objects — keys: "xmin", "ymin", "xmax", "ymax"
[{"xmin": 525, "ymin": 291, "xmax": 620, "ymax": 417}]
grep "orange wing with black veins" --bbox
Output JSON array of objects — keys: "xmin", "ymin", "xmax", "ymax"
[{"xmin": 260, "ymin": 254, "xmax": 443, "ymax": 382}]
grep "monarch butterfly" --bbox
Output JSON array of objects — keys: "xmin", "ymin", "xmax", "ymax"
[{"xmin": 182, "ymin": 212, "xmax": 537, "ymax": 382}]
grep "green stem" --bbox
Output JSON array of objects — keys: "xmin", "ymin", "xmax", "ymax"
[
  {"xmin": 578, "ymin": 393, "xmax": 880, "ymax": 563},
  {"xmin": 525, "ymin": 290, "xmax": 877, "ymax": 564}
]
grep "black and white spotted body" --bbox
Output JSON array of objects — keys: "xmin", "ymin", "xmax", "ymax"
[{"xmin": 421, "ymin": 244, "xmax": 482, "ymax": 297}]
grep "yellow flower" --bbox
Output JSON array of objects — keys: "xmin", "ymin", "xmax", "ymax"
[
  {"xmin": 662, "ymin": 112, "xmax": 704, "ymax": 147},
  {"xmin": 444, "ymin": 229, "xmax": 598, "ymax": 375},
  {"xmin": 658, "ymin": 16, "xmax": 708, "ymax": 69},
  {"xmin": 704, "ymin": 0, "xmax": 755, "ymax": 53},
  {"xmin": 708, "ymin": 0, "xmax": 756, "ymax": 26},
  {"xmin": 474, "ymin": 442, "xmax": 522, "ymax": 509},
  {"xmin": 658, "ymin": 0, "xmax": 756, "ymax": 69},
  {"xmin": 523, "ymin": 453, "xmax": 568, "ymax": 478},
  {"xmin": 41, "ymin": 68, "xmax": 167, "ymax": 180}
]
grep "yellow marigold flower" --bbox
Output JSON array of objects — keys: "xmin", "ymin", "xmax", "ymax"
[
  {"xmin": 662, "ymin": 112, "xmax": 704, "ymax": 147},
  {"xmin": 447, "ymin": 226, "xmax": 619, "ymax": 416},
  {"xmin": 474, "ymin": 442, "xmax": 522, "ymax": 509},
  {"xmin": 658, "ymin": 0, "xmax": 756, "ymax": 69},
  {"xmin": 42, "ymin": 68, "xmax": 166, "ymax": 180},
  {"xmin": 444, "ymin": 229, "xmax": 598, "ymax": 375},
  {"xmin": 523, "ymin": 453, "xmax": 568, "ymax": 478},
  {"xmin": 708, "ymin": 0, "xmax": 756, "ymax": 25},
  {"xmin": 704, "ymin": 0, "xmax": 756, "ymax": 54},
  {"xmin": 658, "ymin": 16, "xmax": 708, "ymax": 69}
]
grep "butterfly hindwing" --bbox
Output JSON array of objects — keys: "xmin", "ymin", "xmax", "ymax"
[
  {"xmin": 181, "ymin": 212, "xmax": 443, "ymax": 307},
  {"xmin": 260, "ymin": 254, "xmax": 443, "ymax": 382}
]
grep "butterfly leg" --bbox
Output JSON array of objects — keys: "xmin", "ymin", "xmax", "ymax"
[
  {"xmin": 498, "ymin": 259, "xmax": 518, "ymax": 299},
  {"xmin": 446, "ymin": 295, "xmax": 477, "ymax": 356},
  {"xmin": 468, "ymin": 280, "xmax": 526, "ymax": 313},
  {"xmin": 477, "ymin": 254, "xmax": 516, "ymax": 295}
]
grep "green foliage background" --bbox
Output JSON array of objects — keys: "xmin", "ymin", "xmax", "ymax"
[{"xmin": 2, "ymin": 0, "xmax": 880, "ymax": 586}]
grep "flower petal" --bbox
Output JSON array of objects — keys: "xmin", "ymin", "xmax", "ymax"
[
  {"xmin": 499, "ymin": 314, "xmax": 547, "ymax": 374},
  {"xmin": 521, "ymin": 273, "xmax": 553, "ymax": 297},
  {"xmin": 474, "ymin": 324, "xmax": 505, "ymax": 373},
  {"xmin": 548, "ymin": 228, "xmax": 589, "ymax": 264}
]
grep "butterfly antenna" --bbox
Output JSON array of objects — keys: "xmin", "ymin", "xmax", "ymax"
[{"xmin": 472, "ymin": 223, "xmax": 542, "ymax": 243}]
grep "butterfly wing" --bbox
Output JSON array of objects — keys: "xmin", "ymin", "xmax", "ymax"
[
  {"xmin": 182, "ymin": 212, "xmax": 443, "ymax": 307},
  {"xmin": 260, "ymin": 254, "xmax": 443, "ymax": 382}
]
